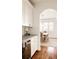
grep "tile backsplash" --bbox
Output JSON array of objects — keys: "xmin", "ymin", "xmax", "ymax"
[{"xmin": 22, "ymin": 26, "xmax": 32, "ymax": 35}]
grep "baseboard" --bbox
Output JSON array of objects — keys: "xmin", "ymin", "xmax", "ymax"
[{"xmin": 37, "ymin": 48, "xmax": 41, "ymax": 51}]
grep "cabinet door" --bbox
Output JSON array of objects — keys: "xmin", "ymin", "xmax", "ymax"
[
  {"xmin": 31, "ymin": 38, "xmax": 35, "ymax": 57},
  {"xmin": 28, "ymin": 6, "xmax": 33, "ymax": 27},
  {"xmin": 31, "ymin": 36, "xmax": 38, "ymax": 57},
  {"xmin": 24, "ymin": 1, "xmax": 29, "ymax": 26},
  {"xmin": 22, "ymin": 0, "xmax": 25, "ymax": 26},
  {"xmin": 22, "ymin": 0, "xmax": 33, "ymax": 26},
  {"xmin": 22, "ymin": 0, "xmax": 29, "ymax": 26}
]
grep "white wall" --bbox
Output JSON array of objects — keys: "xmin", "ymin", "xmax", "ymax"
[{"xmin": 32, "ymin": 0, "xmax": 57, "ymax": 50}]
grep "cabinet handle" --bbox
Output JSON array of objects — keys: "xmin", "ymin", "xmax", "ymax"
[{"xmin": 27, "ymin": 40, "xmax": 30, "ymax": 42}]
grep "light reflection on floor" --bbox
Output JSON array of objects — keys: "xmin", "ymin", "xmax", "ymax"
[
  {"xmin": 47, "ymin": 47, "xmax": 57, "ymax": 59},
  {"xmin": 41, "ymin": 38, "xmax": 57, "ymax": 47}
]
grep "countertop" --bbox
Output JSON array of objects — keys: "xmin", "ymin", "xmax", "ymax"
[
  {"xmin": 22, "ymin": 34, "xmax": 38, "ymax": 48},
  {"xmin": 22, "ymin": 34, "xmax": 37, "ymax": 40}
]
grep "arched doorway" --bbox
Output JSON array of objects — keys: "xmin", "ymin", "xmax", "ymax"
[{"xmin": 40, "ymin": 9, "xmax": 57, "ymax": 47}]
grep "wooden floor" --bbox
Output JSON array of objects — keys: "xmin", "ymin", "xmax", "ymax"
[
  {"xmin": 32, "ymin": 46, "xmax": 57, "ymax": 59},
  {"xmin": 22, "ymin": 44, "xmax": 31, "ymax": 59}
]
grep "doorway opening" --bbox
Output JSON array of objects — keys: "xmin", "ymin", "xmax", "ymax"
[{"xmin": 40, "ymin": 9, "xmax": 57, "ymax": 47}]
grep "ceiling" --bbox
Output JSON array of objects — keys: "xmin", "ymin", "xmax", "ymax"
[{"xmin": 29, "ymin": 0, "xmax": 56, "ymax": 5}]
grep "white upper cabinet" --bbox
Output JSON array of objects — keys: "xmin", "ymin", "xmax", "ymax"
[{"xmin": 22, "ymin": 0, "xmax": 33, "ymax": 27}]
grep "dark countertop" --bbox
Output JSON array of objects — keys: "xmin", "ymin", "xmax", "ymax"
[{"xmin": 22, "ymin": 34, "xmax": 37, "ymax": 40}]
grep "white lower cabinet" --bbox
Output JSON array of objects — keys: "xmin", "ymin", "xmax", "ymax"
[
  {"xmin": 22, "ymin": 35, "xmax": 38, "ymax": 59},
  {"xmin": 31, "ymin": 36, "xmax": 38, "ymax": 57}
]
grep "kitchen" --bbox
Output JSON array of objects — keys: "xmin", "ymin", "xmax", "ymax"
[
  {"xmin": 22, "ymin": 0, "xmax": 57, "ymax": 59},
  {"xmin": 22, "ymin": 0, "xmax": 40, "ymax": 59}
]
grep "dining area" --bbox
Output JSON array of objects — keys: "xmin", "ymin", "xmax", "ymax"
[
  {"xmin": 40, "ymin": 31, "xmax": 49, "ymax": 42},
  {"xmin": 40, "ymin": 30, "xmax": 57, "ymax": 47}
]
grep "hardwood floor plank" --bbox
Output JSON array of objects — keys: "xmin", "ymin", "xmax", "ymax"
[{"xmin": 32, "ymin": 46, "xmax": 57, "ymax": 59}]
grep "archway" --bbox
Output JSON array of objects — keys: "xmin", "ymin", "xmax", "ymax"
[
  {"xmin": 40, "ymin": 9, "xmax": 56, "ymax": 19},
  {"xmin": 40, "ymin": 9, "xmax": 57, "ymax": 47}
]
